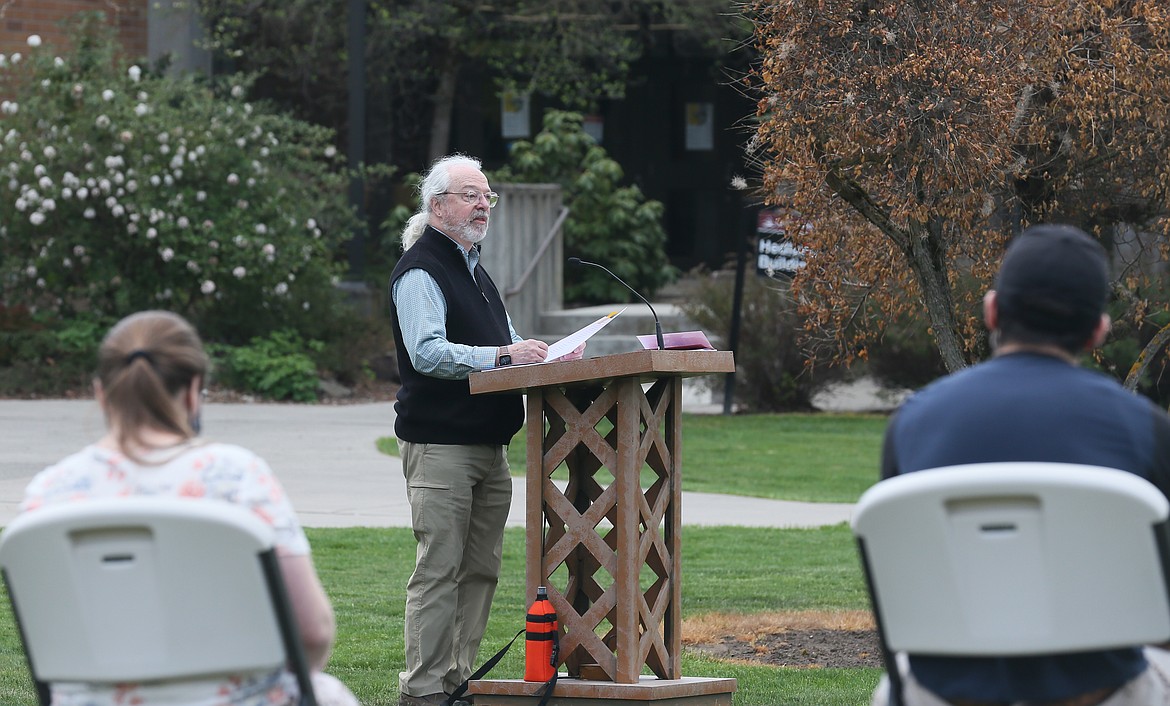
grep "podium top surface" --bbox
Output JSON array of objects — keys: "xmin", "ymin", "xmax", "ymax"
[{"xmin": 469, "ymin": 349, "xmax": 734, "ymax": 395}]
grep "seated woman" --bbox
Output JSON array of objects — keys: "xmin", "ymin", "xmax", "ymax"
[{"xmin": 20, "ymin": 310, "xmax": 360, "ymax": 706}]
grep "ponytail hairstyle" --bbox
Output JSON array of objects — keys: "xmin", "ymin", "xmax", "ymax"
[
  {"xmin": 96, "ymin": 310, "xmax": 209, "ymax": 462},
  {"xmin": 401, "ymin": 153, "xmax": 483, "ymax": 251}
]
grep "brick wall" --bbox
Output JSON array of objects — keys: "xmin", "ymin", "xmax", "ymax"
[{"xmin": 1, "ymin": 0, "xmax": 148, "ymax": 59}]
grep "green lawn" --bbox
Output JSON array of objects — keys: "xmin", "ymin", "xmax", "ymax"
[
  {"xmin": 3, "ymin": 414, "xmax": 889, "ymax": 706},
  {"xmin": 381, "ymin": 412, "xmax": 888, "ymax": 504}
]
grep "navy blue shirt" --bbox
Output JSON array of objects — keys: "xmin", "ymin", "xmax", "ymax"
[{"xmin": 882, "ymin": 352, "xmax": 1170, "ymax": 702}]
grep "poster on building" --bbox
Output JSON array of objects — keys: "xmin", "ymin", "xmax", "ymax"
[
  {"xmin": 684, "ymin": 102, "xmax": 714, "ymax": 151},
  {"xmin": 756, "ymin": 208, "xmax": 808, "ymax": 278},
  {"xmin": 500, "ymin": 91, "xmax": 531, "ymax": 139}
]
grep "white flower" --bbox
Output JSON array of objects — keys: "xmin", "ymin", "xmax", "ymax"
[
  {"xmin": 160, "ymin": 247, "xmax": 174, "ymax": 262},
  {"xmin": 43, "ymin": 146, "xmax": 56, "ymax": 159},
  {"xmin": 128, "ymin": 65, "xmax": 142, "ymax": 82},
  {"xmin": 41, "ymin": 79, "xmax": 51, "ymax": 88},
  {"xmin": 233, "ymin": 235, "xmax": 247, "ymax": 247},
  {"xmin": 255, "ymin": 223, "xmax": 268, "ymax": 235},
  {"xmin": 137, "ymin": 91, "xmax": 148, "ymax": 102},
  {"xmin": 196, "ymin": 190, "xmax": 207, "ymax": 202},
  {"xmin": 233, "ymin": 266, "xmax": 246, "ymax": 278},
  {"xmin": 61, "ymin": 187, "xmax": 73, "ymax": 200},
  {"xmin": 63, "ymin": 257, "xmax": 72, "ymax": 267},
  {"xmin": 149, "ymin": 175, "xmax": 160, "ymax": 186},
  {"xmin": 324, "ymin": 146, "xmax": 337, "ymax": 158},
  {"xmin": 306, "ymin": 218, "xmax": 317, "ymax": 229},
  {"xmin": 146, "ymin": 228, "xmax": 157, "ymax": 239},
  {"xmin": 262, "ymin": 243, "xmax": 276, "ymax": 255},
  {"xmin": 201, "ymin": 280, "xmax": 216, "ymax": 294},
  {"xmin": 227, "ymin": 173, "xmax": 239, "ymax": 185},
  {"xmin": 29, "ymin": 212, "xmax": 44, "ymax": 225},
  {"xmin": 25, "ymin": 265, "xmax": 36, "ymax": 277},
  {"xmin": 126, "ymin": 179, "xmax": 138, "ymax": 193},
  {"xmin": 76, "ymin": 187, "xmax": 88, "ymax": 200},
  {"xmin": 83, "ymin": 208, "xmax": 95, "ymax": 219},
  {"xmin": 95, "ymin": 115, "xmax": 110, "ymax": 129},
  {"xmin": 41, "ymin": 198, "xmax": 55, "ymax": 211},
  {"xmin": 14, "ymin": 197, "xmax": 26, "ymax": 211},
  {"xmin": 127, "ymin": 223, "xmax": 138, "ymax": 235},
  {"xmin": 177, "ymin": 216, "xmax": 190, "ymax": 229},
  {"xmin": 10, "ymin": 53, "xmax": 21, "ymax": 64},
  {"xmin": 1, "ymin": 101, "xmax": 18, "ymax": 115},
  {"xmin": 101, "ymin": 89, "xmax": 114, "ymax": 101},
  {"xmin": 730, "ymin": 175, "xmax": 748, "ymax": 190},
  {"xmin": 274, "ymin": 282, "xmax": 289, "ymax": 295},
  {"xmin": 0, "ymin": 55, "xmax": 5, "ymax": 67},
  {"xmin": 303, "ymin": 302, "xmax": 310, "ymax": 311},
  {"xmin": 54, "ymin": 57, "xmax": 64, "ymax": 68},
  {"xmin": 235, "ymin": 137, "xmax": 246, "ymax": 148},
  {"xmin": 186, "ymin": 260, "xmax": 200, "ymax": 273},
  {"xmin": 134, "ymin": 103, "xmax": 148, "ymax": 117},
  {"xmin": 26, "ymin": 35, "xmax": 41, "ymax": 48},
  {"xmin": 231, "ymin": 85, "xmax": 244, "ymax": 98},
  {"xmin": 38, "ymin": 176, "xmax": 51, "ymax": 190},
  {"xmin": 111, "ymin": 204, "xmax": 124, "ymax": 217}
]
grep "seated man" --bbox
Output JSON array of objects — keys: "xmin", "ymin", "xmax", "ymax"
[{"xmin": 877, "ymin": 224, "xmax": 1170, "ymax": 706}]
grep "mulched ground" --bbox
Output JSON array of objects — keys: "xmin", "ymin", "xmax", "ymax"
[{"xmin": 687, "ymin": 629, "xmax": 883, "ymax": 669}]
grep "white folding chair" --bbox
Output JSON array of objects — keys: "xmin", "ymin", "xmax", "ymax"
[
  {"xmin": 851, "ymin": 462, "xmax": 1170, "ymax": 706},
  {"xmin": 0, "ymin": 497, "xmax": 318, "ymax": 706}
]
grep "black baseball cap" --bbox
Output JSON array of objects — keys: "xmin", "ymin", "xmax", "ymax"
[{"xmin": 993, "ymin": 224, "xmax": 1109, "ymax": 336}]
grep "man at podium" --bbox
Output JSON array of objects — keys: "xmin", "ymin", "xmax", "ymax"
[{"xmin": 389, "ymin": 153, "xmax": 552, "ymax": 706}]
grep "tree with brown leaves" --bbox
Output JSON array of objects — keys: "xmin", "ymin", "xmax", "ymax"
[{"xmin": 746, "ymin": 0, "xmax": 1170, "ymax": 375}]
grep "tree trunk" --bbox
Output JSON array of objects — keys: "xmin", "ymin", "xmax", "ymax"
[
  {"xmin": 1125, "ymin": 321, "xmax": 1170, "ymax": 394},
  {"xmin": 822, "ymin": 168, "xmax": 970, "ymax": 373},
  {"xmin": 427, "ymin": 53, "xmax": 458, "ymax": 163},
  {"xmin": 905, "ymin": 220, "xmax": 970, "ymax": 373}
]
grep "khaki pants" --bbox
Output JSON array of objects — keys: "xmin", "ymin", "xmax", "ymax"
[
  {"xmin": 398, "ymin": 441, "xmax": 512, "ymax": 698},
  {"xmin": 871, "ymin": 648, "xmax": 1170, "ymax": 706}
]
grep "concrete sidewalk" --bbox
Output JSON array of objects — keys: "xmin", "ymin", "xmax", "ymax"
[{"xmin": 0, "ymin": 399, "xmax": 854, "ymax": 529}]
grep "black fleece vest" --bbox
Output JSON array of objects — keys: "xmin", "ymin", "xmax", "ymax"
[{"xmin": 389, "ymin": 226, "xmax": 523, "ymax": 444}]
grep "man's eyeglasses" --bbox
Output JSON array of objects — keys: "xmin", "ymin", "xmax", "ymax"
[{"xmin": 440, "ymin": 190, "xmax": 499, "ymax": 208}]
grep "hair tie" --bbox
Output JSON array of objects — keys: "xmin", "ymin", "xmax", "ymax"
[{"xmin": 125, "ymin": 349, "xmax": 155, "ymax": 367}]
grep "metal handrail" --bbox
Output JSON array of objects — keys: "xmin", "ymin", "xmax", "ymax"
[{"xmin": 505, "ymin": 205, "xmax": 570, "ymax": 297}]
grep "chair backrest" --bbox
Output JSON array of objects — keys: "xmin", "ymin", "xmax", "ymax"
[
  {"xmin": 852, "ymin": 462, "xmax": 1170, "ymax": 657},
  {"xmin": 0, "ymin": 497, "xmax": 316, "ymax": 705}
]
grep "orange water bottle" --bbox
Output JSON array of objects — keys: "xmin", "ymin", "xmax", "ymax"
[{"xmin": 524, "ymin": 586, "xmax": 558, "ymax": 682}]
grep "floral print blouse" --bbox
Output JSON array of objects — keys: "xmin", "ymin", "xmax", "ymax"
[{"xmin": 20, "ymin": 441, "xmax": 311, "ymax": 706}]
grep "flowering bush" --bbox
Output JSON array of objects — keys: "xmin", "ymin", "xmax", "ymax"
[{"xmin": 0, "ymin": 15, "xmax": 359, "ymax": 344}]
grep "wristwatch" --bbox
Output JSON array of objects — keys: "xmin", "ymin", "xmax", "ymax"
[{"xmin": 497, "ymin": 348, "xmax": 512, "ymax": 367}]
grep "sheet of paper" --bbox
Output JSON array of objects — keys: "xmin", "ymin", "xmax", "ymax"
[{"xmin": 545, "ymin": 308, "xmax": 626, "ymax": 362}]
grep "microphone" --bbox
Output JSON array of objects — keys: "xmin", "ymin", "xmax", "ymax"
[{"xmin": 568, "ymin": 257, "xmax": 664, "ymax": 350}]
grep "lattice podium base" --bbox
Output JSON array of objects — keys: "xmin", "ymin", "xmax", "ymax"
[
  {"xmin": 469, "ymin": 351, "xmax": 736, "ymax": 686},
  {"xmin": 468, "ymin": 676, "xmax": 736, "ymax": 706}
]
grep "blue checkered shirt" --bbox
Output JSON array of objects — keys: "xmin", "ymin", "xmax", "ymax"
[{"xmin": 392, "ymin": 239, "xmax": 521, "ymax": 380}]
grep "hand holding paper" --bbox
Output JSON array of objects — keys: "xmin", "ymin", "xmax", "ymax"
[{"xmin": 545, "ymin": 308, "xmax": 625, "ymax": 362}]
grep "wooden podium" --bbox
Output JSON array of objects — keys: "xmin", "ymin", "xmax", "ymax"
[{"xmin": 467, "ymin": 350, "xmax": 736, "ymax": 706}]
